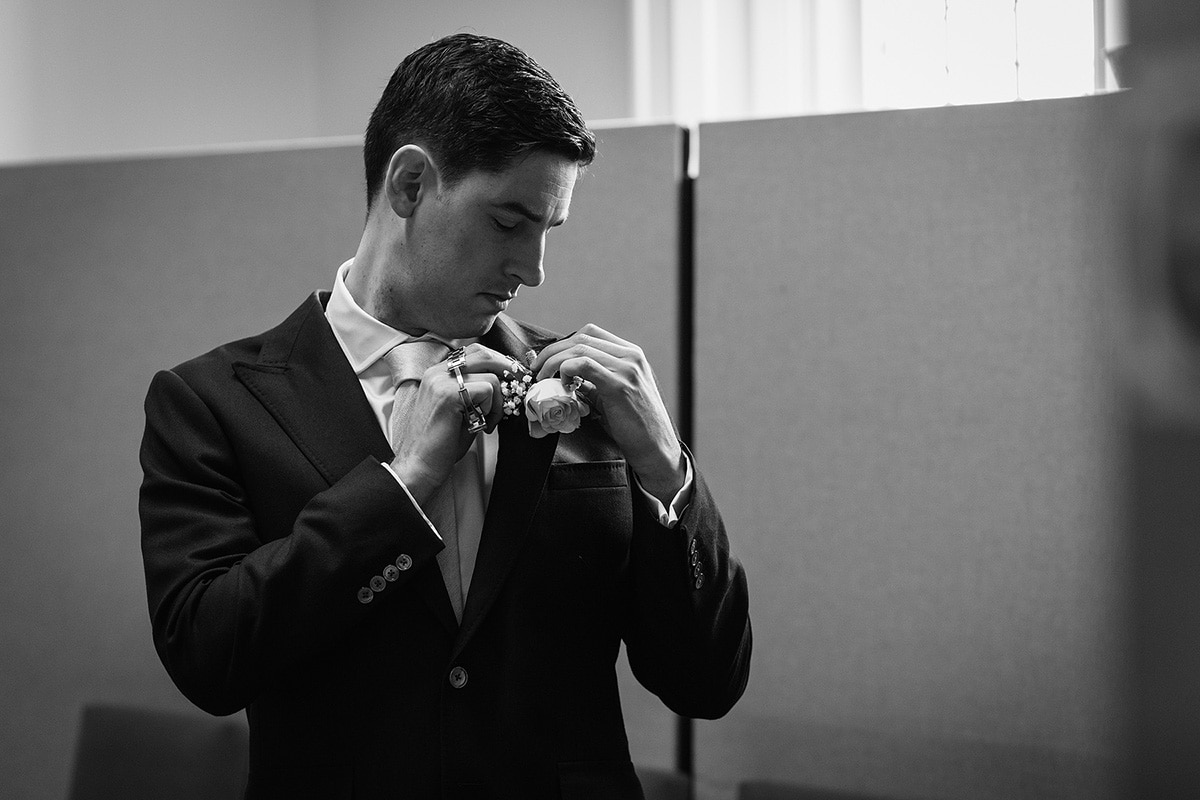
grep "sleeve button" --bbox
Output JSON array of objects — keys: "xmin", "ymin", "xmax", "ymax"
[
  {"xmin": 357, "ymin": 587, "xmax": 374, "ymax": 604},
  {"xmin": 396, "ymin": 554, "xmax": 413, "ymax": 571},
  {"xmin": 369, "ymin": 575, "xmax": 386, "ymax": 592},
  {"xmin": 383, "ymin": 564, "xmax": 400, "ymax": 582}
]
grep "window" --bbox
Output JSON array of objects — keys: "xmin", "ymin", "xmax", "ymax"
[{"xmin": 632, "ymin": 0, "xmax": 1123, "ymax": 123}]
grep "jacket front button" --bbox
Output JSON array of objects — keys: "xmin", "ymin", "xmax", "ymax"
[
  {"xmin": 357, "ymin": 587, "xmax": 374, "ymax": 604},
  {"xmin": 448, "ymin": 666, "xmax": 469, "ymax": 689}
]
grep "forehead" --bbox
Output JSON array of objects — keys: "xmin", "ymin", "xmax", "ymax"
[{"xmin": 457, "ymin": 151, "xmax": 579, "ymax": 220}]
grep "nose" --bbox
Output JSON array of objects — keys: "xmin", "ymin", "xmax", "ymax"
[{"xmin": 508, "ymin": 232, "xmax": 546, "ymax": 288}]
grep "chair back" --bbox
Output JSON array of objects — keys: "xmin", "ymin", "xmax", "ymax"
[
  {"xmin": 635, "ymin": 764, "xmax": 690, "ymax": 800},
  {"xmin": 67, "ymin": 703, "xmax": 248, "ymax": 800}
]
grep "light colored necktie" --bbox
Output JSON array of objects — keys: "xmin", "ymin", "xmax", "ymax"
[
  {"xmin": 381, "ymin": 340, "xmax": 467, "ymax": 621},
  {"xmin": 382, "ymin": 340, "xmax": 448, "ymax": 430}
]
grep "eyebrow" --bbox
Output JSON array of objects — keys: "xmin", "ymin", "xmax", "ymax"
[{"xmin": 493, "ymin": 201, "xmax": 568, "ymax": 228}]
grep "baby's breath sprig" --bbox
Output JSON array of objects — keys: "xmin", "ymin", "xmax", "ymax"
[{"xmin": 500, "ymin": 358, "xmax": 535, "ymax": 418}]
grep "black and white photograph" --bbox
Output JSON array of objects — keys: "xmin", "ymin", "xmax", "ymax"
[{"xmin": 1, "ymin": 1, "xmax": 1191, "ymax": 799}]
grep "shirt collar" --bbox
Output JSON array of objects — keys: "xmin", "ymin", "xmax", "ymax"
[{"xmin": 325, "ymin": 259, "xmax": 470, "ymax": 374}]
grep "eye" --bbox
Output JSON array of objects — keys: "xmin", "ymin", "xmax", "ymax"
[{"xmin": 492, "ymin": 217, "xmax": 517, "ymax": 232}]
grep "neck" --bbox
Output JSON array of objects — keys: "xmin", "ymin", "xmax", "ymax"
[{"xmin": 346, "ymin": 215, "xmax": 410, "ymax": 331}]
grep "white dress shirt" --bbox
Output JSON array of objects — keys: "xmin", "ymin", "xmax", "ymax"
[{"xmin": 323, "ymin": 259, "xmax": 691, "ymax": 596}]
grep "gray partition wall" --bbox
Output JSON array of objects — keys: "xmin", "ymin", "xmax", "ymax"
[
  {"xmin": 0, "ymin": 142, "xmax": 365, "ymax": 800},
  {"xmin": 0, "ymin": 123, "xmax": 685, "ymax": 798},
  {"xmin": 693, "ymin": 96, "xmax": 1128, "ymax": 799}
]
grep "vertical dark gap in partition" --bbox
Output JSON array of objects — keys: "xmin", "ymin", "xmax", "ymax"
[
  {"xmin": 674, "ymin": 124, "xmax": 697, "ymax": 797},
  {"xmin": 677, "ymin": 130, "xmax": 695, "ymax": 446}
]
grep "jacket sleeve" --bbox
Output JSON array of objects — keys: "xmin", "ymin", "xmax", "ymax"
[
  {"xmin": 622, "ymin": 463, "xmax": 752, "ymax": 719},
  {"xmin": 138, "ymin": 368, "xmax": 444, "ymax": 716}
]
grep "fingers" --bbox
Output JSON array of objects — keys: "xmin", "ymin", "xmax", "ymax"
[
  {"xmin": 435, "ymin": 374, "xmax": 503, "ymax": 429},
  {"xmin": 547, "ymin": 356, "xmax": 622, "ymax": 399},
  {"xmin": 425, "ymin": 344, "xmax": 514, "ymax": 432},
  {"xmin": 566, "ymin": 323, "xmax": 636, "ymax": 349},
  {"xmin": 532, "ymin": 325, "xmax": 641, "ymax": 382},
  {"xmin": 459, "ymin": 342, "xmax": 522, "ymax": 378},
  {"xmin": 463, "ymin": 374, "xmax": 504, "ymax": 431},
  {"xmin": 458, "ymin": 345, "xmax": 509, "ymax": 431}
]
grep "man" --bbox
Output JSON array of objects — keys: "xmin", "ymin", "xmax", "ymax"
[{"xmin": 140, "ymin": 33, "xmax": 750, "ymax": 799}]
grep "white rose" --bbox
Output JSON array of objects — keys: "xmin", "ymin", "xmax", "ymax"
[{"xmin": 524, "ymin": 378, "xmax": 590, "ymax": 438}]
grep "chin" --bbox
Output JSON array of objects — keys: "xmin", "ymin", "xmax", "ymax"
[
  {"xmin": 442, "ymin": 314, "xmax": 498, "ymax": 340},
  {"xmin": 475, "ymin": 315, "xmax": 501, "ymax": 337}
]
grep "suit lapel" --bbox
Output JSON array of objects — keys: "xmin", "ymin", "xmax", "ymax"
[
  {"xmin": 452, "ymin": 315, "xmax": 559, "ymax": 655},
  {"xmin": 232, "ymin": 292, "xmax": 459, "ymax": 635},
  {"xmin": 232, "ymin": 293, "xmax": 392, "ymax": 482}
]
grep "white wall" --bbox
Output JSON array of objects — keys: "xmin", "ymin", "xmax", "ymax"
[
  {"xmin": 309, "ymin": 0, "xmax": 633, "ymax": 139},
  {"xmin": 0, "ymin": 0, "xmax": 322, "ymax": 163},
  {"xmin": 0, "ymin": 0, "xmax": 633, "ymax": 164}
]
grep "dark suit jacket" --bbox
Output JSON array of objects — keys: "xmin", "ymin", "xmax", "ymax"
[{"xmin": 139, "ymin": 293, "xmax": 751, "ymax": 799}]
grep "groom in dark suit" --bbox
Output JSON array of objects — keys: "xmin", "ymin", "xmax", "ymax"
[{"xmin": 139, "ymin": 33, "xmax": 750, "ymax": 799}]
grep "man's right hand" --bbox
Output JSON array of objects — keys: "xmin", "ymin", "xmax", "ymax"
[{"xmin": 388, "ymin": 343, "xmax": 512, "ymax": 504}]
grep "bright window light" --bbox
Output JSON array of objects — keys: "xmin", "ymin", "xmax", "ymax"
[
  {"xmin": 861, "ymin": 0, "xmax": 1096, "ymax": 110},
  {"xmin": 642, "ymin": 0, "xmax": 1108, "ymax": 123}
]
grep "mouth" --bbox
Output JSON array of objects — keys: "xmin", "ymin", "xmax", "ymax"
[{"xmin": 483, "ymin": 291, "xmax": 517, "ymax": 308}]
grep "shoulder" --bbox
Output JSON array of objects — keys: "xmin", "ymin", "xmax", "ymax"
[{"xmin": 163, "ymin": 293, "xmax": 324, "ymax": 386}]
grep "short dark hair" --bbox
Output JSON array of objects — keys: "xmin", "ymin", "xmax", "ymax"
[{"xmin": 363, "ymin": 33, "xmax": 596, "ymax": 208}]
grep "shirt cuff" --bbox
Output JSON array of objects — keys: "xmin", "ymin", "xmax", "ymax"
[
  {"xmin": 380, "ymin": 461, "xmax": 444, "ymax": 542},
  {"xmin": 633, "ymin": 450, "xmax": 695, "ymax": 529}
]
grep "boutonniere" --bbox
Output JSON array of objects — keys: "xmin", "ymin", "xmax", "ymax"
[{"xmin": 499, "ymin": 350, "xmax": 591, "ymax": 438}]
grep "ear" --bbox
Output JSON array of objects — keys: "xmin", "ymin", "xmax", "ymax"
[{"xmin": 383, "ymin": 145, "xmax": 438, "ymax": 218}]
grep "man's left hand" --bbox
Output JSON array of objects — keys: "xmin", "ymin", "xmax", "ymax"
[{"xmin": 532, "ymin": 324, "xmax": 686, "ymax": 504}]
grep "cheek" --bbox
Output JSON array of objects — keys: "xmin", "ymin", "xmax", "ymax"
[
  {"xmin": 418, "ymin": 216, "xmax": 471, "ymax": 273},
  {"xmin": 447, "ymin": 234, "xmax": 498, "ymax": 286}
]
